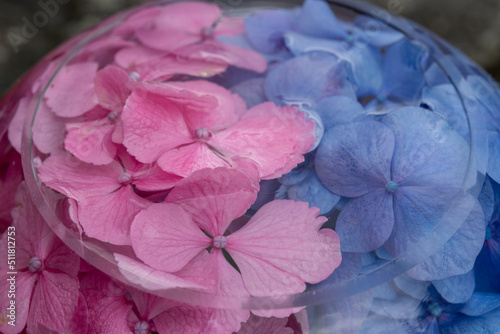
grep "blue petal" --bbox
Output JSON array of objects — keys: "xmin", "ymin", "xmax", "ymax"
[
  {"xmin": 406, "ymin": 201, "xmax": 485, "ymax": 280},
  {"xmin": 421, "ymin": 84, "xmax": 469, "ymax": 139},
  {"xmin": 315, "ymin": 121, "xmax": 394, "ymax": 197},
  {"xmin": 424, "ymin": 61, "xmax": 451, "ymax": 87},
  {"xmin": 371, "ymin": 294, "xmax": 421, "ymax": 319},
  {"xmin": 335, "ymin": 189, "xmax": 394, "ymax": 252},
  {"xmin": 478, "ymin": 176, "xmax": 495, "ymax": 222},
  {"xmin": 230, "ymin": 78, "xmax": 267, "ymax": 109},
  {"xmin": 308, "ymin": 290, "xmax": 374, "ymax": 334},
  {"xmin": 316, "ymin": 96, "xmax": 368, "ymax": 129},
  {"xmin": 382, "ymin": 39, "xmax": 428, "ymax": 102},
  {"xmin": 383, "ymin": 107, "xmax": 470, "ymax": 191},
  {"xmin": 393, "ymin": 274, "xmax": 431, "ymax": 300},
  {"xmin": 374, "ymin": 281, "xmax": 399, "ymax": 300},
  {"xmin": 353, "ymin": 15, "xmax": 404, "ymax": 47},
  {"xmin": 299, "ymin": 105, "xmax": 325, "ymax": 151},
  {"xmin": 283, "ymin": 32, "xmax": 383, "ymax": 97},
  {"xmin": 278, "ymin": 165, "xmax": 311, "ymax": 186},
  {"xmin": 440, "ymin": 309, "xmax": 500, "ymax": 334},
  {"xmin": 244, "ymin": 9, "xmax": 296, "ymax": 54},
  {"xmin": 250, "ymin": 179, "xmax": 281, "ymax": 211},
  {"xmin": 318, "ymin": 252, "xmax": 362, "ymax": 285},
  {"xmin": 287, "ymin": 172, "xmax": 340, "ymax": 215},
  {"xmin": 264, "ymin": 51, "xmax": 357, "ymax": 106},
  {"xmin": 487, "ymin": 133, "xmax": 500, "ymax": 184},
  {"xmin": 460, "ymin": 292, "xmax": 500, "ymax": 316},
  {"xmin": 375, "ymin": 247, "xmax": 394, "ymax": 261},
  {"xmin": 297, "ymin": 0, "xmax": 347, "ymax": 39},
  {"xmin": 432, "ymin": 270, "xmax": 475, "ymax": 304}
]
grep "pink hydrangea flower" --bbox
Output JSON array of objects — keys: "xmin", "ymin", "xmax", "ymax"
[
  {"xmin": 0, "ymin": 183, "xmax": 80, "ymax": 334},
  {"xmin": 37, "ymin": 151, "xmax": 181, "ymax": 245},
  {"xmin": 0, "ymin": 148, "xmax": 22, "ymax": 233},
  {"xmin": 130, "ymin": 167, "xmax": 341, "ymax": 299},
  {"xmin": 113, "ymin": 1, "xmax": 267, "ymax": 75},
  {"xmin": 122, "ymin": 81, "xmax": 315, "ymax": 179},
  {"xmin": 64, "ymin": 65, "xmax": 135, "ymax": 165}
]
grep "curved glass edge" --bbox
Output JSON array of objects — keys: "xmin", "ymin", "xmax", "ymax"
[{"xmin": 18, "ymin": 0, "xmax": 490, "ymax": 310}]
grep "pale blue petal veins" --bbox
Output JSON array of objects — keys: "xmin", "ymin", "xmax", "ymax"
[
  {"xmin": 353, "ymin": 15, "xmax": 404, "ymax": 48},
  {"xmin": 297, "ymin": 0, "xmax": 348, "ymax": 39},
  {"xmin": 264, "ymin": 51, "xmax": 357, "ymax": 106},
  {"xmin": 335, "ymin": 189, "xmax": 394, "ymax": 252},
  {"xmin": 406, "ymin": 200, "xmax": 485, "ymax": 280},
  {"xmin": 382, "ymin": 39, "xmax": 428, "ymax": 102},
  {"xmin": 244, "ymin": 9, "xmax": 296, "ymax": 54},
  {"xmin": 286, "ymin": 172, "xmax": 340, "ymax": 215},
  {"xmin": 421, "ymin": 84, "xmax": 469, "ymax": 139},
  {"xmin": 382, "ymin": 107, "xmax": 470, "ymax": 189},
  {"xmin": 432, "ymin": 270, "xmax": 475, "ymax": 304},
  {"xmin": 315, "ymin": 96, "xmax": 368, "ymax": 129},
  {"xmin": 315, "ymin": 121, "xmax": 394, "ymax": 197}
]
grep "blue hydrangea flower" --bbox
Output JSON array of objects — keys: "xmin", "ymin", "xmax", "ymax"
[{"xmin": 315, "ymin": 107, "xmax": 473, "ymax": 255}]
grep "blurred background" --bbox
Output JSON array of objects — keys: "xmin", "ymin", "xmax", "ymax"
[{"xmin": 0, "ymin": 0, "xmax": 499, "ymax": 96}]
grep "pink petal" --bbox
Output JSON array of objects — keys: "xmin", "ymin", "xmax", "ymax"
[
  {"xmin": 236, "ymin": 314, "xmax": 293, "ymax": 334},
  {"xmin": 127, "ymin": 288, "xmax": 175, "ymax": 321},
  {"xmin": 86, "ymin": 296, "xmax": 133, "ymax": 334},
  {"xmin": 132, "ymin": 164, "xmax": 182, "ymax": 192},
  {"xmin": 33, "ymin": 101, "xmax": 66, "ymax": 154},
  {"xmin": 114, "ymin": 45, "xmax": 165, "ymax": 70},
  {"xmin": 157, "ymin": 142, "xmax": 230, "ymax": 177},
  {"xmin": 65, "ymin": 120, "xmax": 117, "ymax": 165},
  {"xmin": 174, "ymin": 40, "xmax": 268, "ymax": 73},
  {"xmin": 94, "ymin": 66, "xmax": 133, "ymax": 112},
  {"xmin": 112, "ymin": 6, "xmax": 161, "ymax": 38},
  {"xmin": 0, "ymin": 272, "xmax": 36, "ymax": 334},
  {"xmin": 114, "ymin": 254, "xmax": 205, "ymax": 292},
  {"xmin": 28, "ymin": 271, "xmax": 80, "ymax": 333},
  {"xmin": 155, "ymin": 250, "xmax": 250, "ymax": 334},
  {"xmin": 166, "ymin": 167, "xmax": 258, "ymax": 236},
  {"xmin": 130, "ymin": 203, "xmax": 210, "ymax": 272},
  {"xmin": 116, "ymin": 46, "xmax": 228, "ymax": 82},
  {"xmin": 136, "ymin": 2, "xmax": 221, "ymax": 52},
  {"xmin": 45, "ymin": 62, "xmax": 99, "ymax": 118},
  {"xmin": 7, "ymin": 96, "xmax": 31, "ymax": 153},
  {"xmin": 71, "ymin": 37, "xmax": 136, "ymax": 67},
  {"xmin": 227, "ymin": 200, "xmax": 341, "ymax": 296},
  {"xmin": 211, "ymin": 103, "xmax": 315, "ymax": 179},
  {"xmin": 44, "ymin": 237, "xmax": 80, "ymax": 277},
  {"xmin": 121, "ymin": 85, "xmax": 193, "ymax": 163},
  {"xmin": 66, "ymin": 293, "xmax": 89, "ymax": 334},
  {"xmin": 0, "ymin": 156, "xmax": 23, "ymax": 231},
  {"xmin": 167, "ymin": 81, "xmax": 240, "ymax": 132},
  {"xmin": 78, "ymin": 186, "xmax": 151, "ymax": 245},
  {"xmin": 38, "ymin": 155, "xmax": 122, "ymax": 201},
  {"xmin": 155, "ymin": 304, "xmax": 249, "ymax": 334}
]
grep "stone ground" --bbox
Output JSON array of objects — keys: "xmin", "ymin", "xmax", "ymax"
[{"xmin": 0, "ymin": 0, "xmax": 499, "ymax": 96}]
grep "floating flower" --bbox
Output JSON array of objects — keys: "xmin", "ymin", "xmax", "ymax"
[
  {"xmin": 0, "ymin": 183, "xmax": 80, "ymax": 334},
  {"xmin": 38, "ymin": 152, "xmax": 180, "ymax": 245},
  {"xmin": 122, "ymin": 81, "xmax": 315, "ymax": 179},
  {"xmin": 315, "ymin": 107, "xmax": 472, "ymax": 255},
  {"xmin": 130, "ymin": 167, "xmax": 341, "ymax": 300}
]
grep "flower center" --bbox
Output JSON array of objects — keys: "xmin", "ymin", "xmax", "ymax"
[
  {"xmin": 108, "ymin": 111, "xmax": 118, "ymax": 121},
  {"xmin": 134, "ymin": 320, "xmax": 150, "ymax": 334},
  {"xmin": 376, "ymin": 92, "xmax": 388, "ymax": 102},
  {"xmin": 128, "ymin": 71, "xmax": 141, "ymax": 81},
  {"xmin": 194, "ymin": 128, "xmax": 211, "ymax": 141},
  {"xmin": 486, "ymin": 225, "xmax": 492, "ymax": 240},
  {"xmin": 29, "ymin": 257, "xmax": 42, "ymax": 272},
  {"xmin": 427, "ymin": 302, "xmax": 443, "ymax": 317},
  {"xmin": 118, "ymin": 173, "xmax": 132, "ymax": 185},
  {"xmin": 385, "ymin": 181, "xmax": 399, "ymax": 193},
  {"xmin": 213, "ymin": 235, "xmax": 228, "ymax": 249}
]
